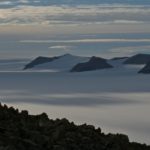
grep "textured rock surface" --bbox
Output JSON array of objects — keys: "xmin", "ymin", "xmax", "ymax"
[{"xmin": 0, "ymin": 103, "xmax": 149, "ymax": 150}]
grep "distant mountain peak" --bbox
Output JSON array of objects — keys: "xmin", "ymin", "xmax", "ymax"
[
  {"xmin": 111, "ymin": 57, "xmax": 129, "ymax": 61},
  {"xmin": 89, "ymin": 56, "xmax": 106, "ymax": 62},
  {"xmin": 71, "ymin": 56, "xmax": 113, "ymax": 72},
  {"xmin": 24, "ymin": 54, "xmax": 90, "ymax": 71},
  {"xmin": 23, "ymin": 56, "xmax": 59, "ymax": 70},
  {"xmin": 124, "ymin": 53, "xmax": 150, "ymax": 65},
  {"xmin": 63, "ymin": 53, "xmax": 73, "ymax": 57}
]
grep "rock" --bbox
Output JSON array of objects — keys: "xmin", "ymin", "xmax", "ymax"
[
  {"xmin": 71, "ymin": 56, "xmax": 113, "ymax": 72},
  {"xmin": 124, "ymin": 54, "xmax": 150, "ymax": 65},
  {"xmin": 111, "ymin": 57, "xmax": 128, "ymax": 61},
  {"xmin": 23, "ymin": 54, "xmax": 89, "ymax": 71},
  {"xmin": 0, "ymin": 104, "xmax": 149, "ymax": 150},
  {"xmin": 24, "ymin": 56, "xmax": 59, "ymax": 70}
]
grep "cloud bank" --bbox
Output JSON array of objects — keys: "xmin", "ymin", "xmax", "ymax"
[
  {"xmin": 0, "ymin": 4, "xmax": 149, "ymax": 26},
  {"xmin": 0, "ymin": 0, "xmax": 149, "ymax": 59}
]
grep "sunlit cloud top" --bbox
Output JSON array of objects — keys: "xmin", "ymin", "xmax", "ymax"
[{"xmin": 0, "ymin": 0, "xmax": 149, "ymax": 26}]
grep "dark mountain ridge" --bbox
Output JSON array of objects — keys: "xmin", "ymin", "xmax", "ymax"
[
  {"xmin": 0, "ymin": 103, "xmax": 149, "ymax": 150},
  {"xmin": 23, "ymin": 53, "xmax": 150, "ymax": 74},
  {"xmin": 124, "ymin": 54, "xmax": 150, "ymax": 65},
  {"xmin": 24, "ymin": 56, "xmax": 59, "ymax": 70},
  {"xmin": 111, "ymin": 57, "xmax": 129, "ymax": 61},
  {"xmin": 71, "ymin": 56, "xmax": 113, "ymax": 72}
]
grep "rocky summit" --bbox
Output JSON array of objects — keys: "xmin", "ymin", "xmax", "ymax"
[
  {"xmin": 24, "ymin": 56, "xmax": 59, "ymax": 70},
  {"xmin": 71, "ymin": 56, "xmax": 113, "ymax": 72},
  {"xmin": 124, "ymin": 54, "xmax": 150, "ymax": 65},
  {"xmin": 0, "ymin": 103, "xmax": 149, "ymax": 150}
]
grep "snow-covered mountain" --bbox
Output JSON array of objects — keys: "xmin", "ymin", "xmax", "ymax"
[
  {"xmin": 24, "ymin": 56, "xmax": 60, "ymax": 70},
  {"xmin": 23, "ymin": 53, "xmax": 150, "ymax": 73},
  {"xmin": 0, "ymin": 53, "xmax": 149, "ymax": 73},
  {"xmin": 25, "ymin": 54, "xmax": 90, "ymax": 72}
]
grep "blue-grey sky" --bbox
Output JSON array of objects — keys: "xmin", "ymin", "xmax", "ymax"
[{"xmin": 0, "ymin": 0, "xmax": 150, "ymax": 59}]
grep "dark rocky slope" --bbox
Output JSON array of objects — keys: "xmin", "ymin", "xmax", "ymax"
[
  {"xmin": 0, "ymin": 103, "xmax": 149, "ymax": 150},
  {"xmin": 71, "ymin": 56, "xmax": 113, "ymax": 72},
  {"xmin": 111, "ymin": 57, "xmax": 128, "ymax": 61},
  {"xmin": 139, "ymin": 61, "xmax": 150, "ymax": 74},
  {"xmin": 124, "ymin": 54, "xmax": 150, "ymax": 65},
  {"xmin": 24, "ymin": 56, "xmax": 59, "ymax": 70}
]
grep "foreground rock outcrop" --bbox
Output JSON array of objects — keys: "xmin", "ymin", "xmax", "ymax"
[
  {"xmin": 0, "ymin": 103, "xmax": 149, "ymax": 150},
  {"xmin": 71, "ymin": 56, "xmax": 113, "ymax": 72}
]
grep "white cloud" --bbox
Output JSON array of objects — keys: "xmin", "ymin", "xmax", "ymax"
[
  {"xmin": 19, "ymin": 0, "xmax": 29, "ymax": 4},
  {"xmin": 0, "ymin": 1, "xmax": 13, "ymax": 5},
  {"xmin": 0, "ymin": 4, "xmax": 149, "ymax": 25},
  {"xmin": 21, "ymin": 38, "xmax": 150, "ymax": 43},
  {"xmin": 49, "ymin": 45, "xmax": 74, "ymax": 49},
  {"xmin": 49, "ymin": 45, "xmax": 74, "ymax": 52}
]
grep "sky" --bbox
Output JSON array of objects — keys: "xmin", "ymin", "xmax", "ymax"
[{"xmin": 0, "ymin": 0, "xmax": 150, "ymax": 59}]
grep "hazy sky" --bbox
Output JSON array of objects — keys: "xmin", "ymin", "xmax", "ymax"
[{"xmin": 0, "ymin": 0, "xmax": 150, "ymax": 59}]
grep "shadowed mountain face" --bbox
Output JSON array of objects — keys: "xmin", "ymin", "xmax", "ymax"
[
  {"xmin": 111, "ymin": 57, "xmax": 129, "ymax": 61},
  {"xmin": 71, "ymin": 56, "xmax": 113, "ymax": 72},
  {"xmin": 139, "ymin": 61, "xmax": 150, "ymax": 74},
  {"xmin": 24, "ymin": 56, "xmax": 59, "ymax": 70},
  {"xmin": 124, "ymin": 54, "xmax": 150, "ymax": 65},
  {"xmin": 0, "ymin": 103, "xmax": 149, "ymax": 150}
]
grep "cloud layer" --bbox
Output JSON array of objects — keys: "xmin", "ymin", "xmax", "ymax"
[
  {"xmin": 0, "ymin": 3, "xmax": 150, "ymax": 26},
  {"xmin": 0, "ymin": 0, "xmax": 149, "ymax": 59}
]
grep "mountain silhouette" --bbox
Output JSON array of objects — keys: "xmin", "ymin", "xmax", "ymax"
[{"xmin": 71, "ymin": 56, "xmax": 113, "ymax": 72}]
